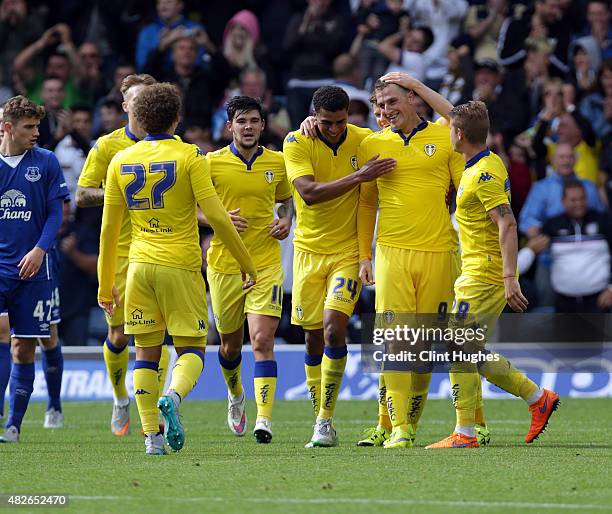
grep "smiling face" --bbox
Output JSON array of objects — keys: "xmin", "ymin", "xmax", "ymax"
[
  {"xmin": 314, "ymin": 108, "xmax": 348, "ymax": 144},
  {"xmin": 228, "ymin": 109, "xmax": 264, "ymax": 150},
  {"xmin": 375, "ymin": 83, "xmax": 416, "ymax": 132}
]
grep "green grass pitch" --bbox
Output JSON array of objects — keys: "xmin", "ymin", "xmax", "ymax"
[{"xmin": 1, "ymin": 399, "xmax": 611, "ymax": 514}]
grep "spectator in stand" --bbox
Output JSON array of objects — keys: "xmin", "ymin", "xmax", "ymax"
[
  {"xmin": 438, "ymin": 36, "xmax": 474, "ymax": 107},
  {"xmin": 463, "ymin": 0, "xmax": 510, "ymax": 63},
  {"xmin": 144, "ymin": 32, "xmax": 233, "ymax": 132},
  {"xmin": 91, "ymin": 61, "xmax": 136, "ymax": 135},
  {"xmin": 580, "ymin": 58, "xmax": 612, "ymax": 139},
  {"xmin": 53, "ymin": 104, "xmax": 93, "ymax": 213},
  {"xmin": 569, "ymin": 36, "xmax": 602, "ymax": 99},
  {"xmin": 532, "ymin": 102, "xmax": 600, "ymax": 183},
  {"xmin": 351, "ymin": 0, "xmax": 410, "ymax": 88},
  {"xmin": 135, "ymin": 0, "xmax": 205, "ymax": 72},
  {"xmin": 403, "ymin": 0, "xmax": 468, "ymax": 87},
  {"xmin": 222, "ymin": 10, "xmax": 260, "ymax": 74},
  {"xmin": 577, "ymin": 0, "xmax": 612, "ymax": 61},
  {"xmin": 471, "ymin": 58, "xmax": 528, "ymax": 143},
  {"xmin": 520, "ymin": 143, "xmax": 605, "ymax": 238},
  {"xmin": 541, "ymin": 181, "xmax": 612, "ymax": 313},
  {"xmin": 13, "ymin": 24, "xmax": 82, "ymax": 103},
  {"xmin": 0, "ymin": 0, "xmax": 44, "ymax": 91},
  {"xmin": 377, "ymin": 23, "xmax": 434, "ymax": 83},
  {"xmin": 498, "ymin": 0, "xmax": 571, "ymax": 78},
  {"xmin": 97, "ymin": 98, "xmax": 125, "ymax": 137},
  {"xmin": 75, "ymin": 42, "xmax": 108, "ymax": 105},
  {"xmin": 37, "ymin": 76, "xmax": 68, "ymax": 148},
  {"xmin": 332, "ymin": 53, "xmax": 371, "ymax": 108},
  {"xmin": 283, "ymin": 0, "xmax": 347, "ymax": 126}
]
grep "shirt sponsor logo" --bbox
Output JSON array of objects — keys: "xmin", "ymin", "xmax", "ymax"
[
  {"xmin": 25, "ymin": 166, "xmax": 41, "ymax": 182},
  {"xmin": 126, "ymin": 308, "xmax": 155, "ymax": 327},
  {"xmin": 0, "ymin": 189, "xmax": 32, "ymax": 221},
  {"xmin": 424, "ymin": 144, "xmax": 436, "ymax": 156},
  {"xmin": 140, "ymin": 217, "xmax": 173, "ymax": 234}
]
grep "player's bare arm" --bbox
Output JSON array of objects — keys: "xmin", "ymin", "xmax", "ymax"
[
  {"xmin": 380, "ymin": 72, "xmax": 454, "ymax": 120},
  {"xmin": 293, "ymin": 154, "xmax": 395, "ymax": 205},
  {"xmin": 197, "ymin": 207, "xmax": 248, "ymax": 232},
  {"xmin": 75, "ymin": 185, "xmax": 105, "ymax": 207},
  {"xmin": 489, "ymin": 203, "xmax": 529, "ymax": 312},
  {"xmin": 270, "ymin": 197, "xmax": 294, "ymax": 240}
]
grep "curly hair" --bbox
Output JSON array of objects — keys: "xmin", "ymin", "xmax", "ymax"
[
  {"xmin": 312, "ymin": 85, "xmax": 349, "ymax": 113},
  {"xmin": 2, "ymin": 95, "xmax": 45, "ymax": 124},
  {"xmin": 132, "ymin": 83, "xmax": 182, "ymax": 135},
  {"xmin": 119, "ymin": 73, "xmax": 156, "ymax": 98},
  {"xmin": 449, "ymin": 100, "xmax": 490, "ymax": 145}
]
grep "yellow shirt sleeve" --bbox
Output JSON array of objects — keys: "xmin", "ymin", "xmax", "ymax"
[
  {"xmin": 357, "ymin": 140, "xmax": 378, "ymax": 261},
  {"xmin": 189, "ymin": 148, "xmax": 218, "ymax": 202},
  {"xmin": 104, "ymin": 157, "xmax": 126, "ymax": 206},
  {"xmin": 283, "ymin": 133, "xmax": 314, "ymax": 183},
  {"xmin": 78, "ymin": 138, "xmax": 110, "ymax": 188},
  {"xmin": 275, "ymin": 170, "xmax": 292, "ymax": 201},
  {"xmin": 474, "ymin": 172, "xmax": 510, "ymax": 212}
]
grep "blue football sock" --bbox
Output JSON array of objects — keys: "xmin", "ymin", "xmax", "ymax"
[
  {"xmin": 7, "ymin": 362, "xmax": 35, "ymax": 431},
  {"xmin": 42, "ymin": 345, "xmax": 63, "ymax": 412},
  {"xmin": 0, "ymin": 342, "xmax": 10, "ymax": 417}
]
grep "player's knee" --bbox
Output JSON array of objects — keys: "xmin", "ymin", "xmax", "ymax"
[
  {"xmin": 323, "ymin": 321, "xmax": 346, "ymax": 347},
  {"xmin": 11, "ymin": 339, "xmax": 36, "ymax": 363},
  {"xmin": 108, "ymin": 327, "xmax": 129, "ymax": 348},
  {"xmin": 304, "ymin": 330, "xmax": 324, "ymax": 356},
  {"xmin": 251, "ymin": 332, "xmax": 274, "ymax": 360}
]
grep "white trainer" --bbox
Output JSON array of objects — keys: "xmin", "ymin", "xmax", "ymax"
[
  {"xmin": 43, "ymin": 407, "xmax": 64, "ymax": 428},
  {"xmin": 145, "ymin": 432, "xmax": 167, "ymax": 455},
  {"xmin": 253, "ymin": 418, "xmax": 273, "ymax": 444},
  {"xmin": 0, "ymin": 425, "xmax": 19, "ymax": 443},
  {"xmin": 305, "ymin": 418, "xmax": 338, "ymax": 448},
  {"xmin": 227, "ymin": 392, "xmax": 247, "ymax": 436}
]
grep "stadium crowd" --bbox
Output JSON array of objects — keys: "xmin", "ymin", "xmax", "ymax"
[{"xmin": 2, "ymin": 0, "xmax": 611, "ymax": 344}]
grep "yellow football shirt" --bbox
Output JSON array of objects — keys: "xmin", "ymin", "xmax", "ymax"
[
  {"xmin": 455, "ymin": 149, "xmax": 510, "ymax": 286},
  {"xmin": 358, "ymin": 120, "xmax": 463, "ymax": 255},
  {"xmin": 206, "ymin": 143, "xmax": 291, "ymax": 273},
  {"xmin": 104, "ymin": 135, "xmax": 217, "ymax": 272},
  {"xmin": 283, "ymin": 124, "xmax": 372, "ymax": 255},
  {"xmin": 78, "ymin": 126, "xmax": 140, "ymax": 257}
]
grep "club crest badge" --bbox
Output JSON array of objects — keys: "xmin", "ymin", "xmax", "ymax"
[
  {"xmin": 264, "ymin": 170, "xmax": 274, "ymax": 183},
  {"xmin": 25, "ymin": 167, "xmax": 41, "ymax": 182},
  {"xmin": 350, "ymin": 156, "xmax": 359, "ymax": 170},
  {"xmin": 424, "ymin": 144, "xmax": 436, "ymax": 157}
]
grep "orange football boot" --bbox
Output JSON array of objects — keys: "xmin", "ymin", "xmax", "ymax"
[
  {"xmin": 425, "ymin": 432, "xmax": 479, "ymax": 449},
  {"xmin": 526, "ymin": 389, "xmax": 560, "ymax": 443}
]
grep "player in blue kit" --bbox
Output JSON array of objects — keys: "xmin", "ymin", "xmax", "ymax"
[{"xmin": 0, "ymin": 96, "xmax": 69, "ymax": 442}]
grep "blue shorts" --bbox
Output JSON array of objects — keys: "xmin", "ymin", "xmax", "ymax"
[{"xmin": 0, "ymin": 277, "xmax": 54, "ymax": 338}]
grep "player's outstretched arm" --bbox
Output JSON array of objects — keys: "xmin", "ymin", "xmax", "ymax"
[
  {"xmin": 380, "ymin": 71, "xmax": 454, "ymax": 120},
  {"xmin": 76, "ymin": 185, "xmax": 105, "ymax": 207},
  {"xmin": 199, "ymin": 194, "xmax": 257, "ymax": 287},
  {"xmin": 489, "ymin": 203, "xmax": 529, "ymax": 313},
  {"xmin": 293, "ymin": 154, "xmax": 395, "ymax": 206}
]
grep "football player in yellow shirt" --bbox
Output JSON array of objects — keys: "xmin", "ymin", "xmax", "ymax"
[
  {"xmin": 426, "ymin": 101, "xmax": 560, "ymax": 448},
  {"xmin": 206, "ymin": 96, "xmax": 293, "ymax": 444},
  {"xmin": 357, "ymin": 73, "xmax": 465, "ymax": 449},
  {"xmin": 283, "ymin": 86, "xmax": 396, "ymax": 447},
  {"xmin": 76, "ymin": 74, "xmax": 172, "ymax": 437},
  {"xmin": 97, "ymin": 83, "xmax": 257, "ymax": 455}
]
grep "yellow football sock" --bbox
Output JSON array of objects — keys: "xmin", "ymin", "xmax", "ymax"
[
  {"xmin": 254, "ymin": 360, "xmax": 277, "ymax": 420},
  {"xmin": 450, "ymin": 363, "xmax": 480, "ymax": 430},
  {"xmin": 383, "ymin": 371, "xmax": 411, "ymax": 431},
  {"xmin": 133, "ymin": 361, "xmax": 159, "ymax": 434},
  {"xmin": 304, "ymin": 354, "xmax": 322, "ymax": 416},
  {"xmin": 480, "ymin": 353, "xmax": 538, "ymax": 401},
  {"xmin": 103, "ymin": 337, "xmax": 129, "ymax": 401},
  {"xmin": 407, "ymin": 371, "xmax": 432, "ymax": 428},
  {"xmin": 169, "ymin": 348, "xmax": 205, "ymax": 401},
  {"xmin": 475, "ymin": 378, "xmax": 486, "ymax": 426},
  {"xmin": 157, "ymin": 344, "xmax": 170, "ymax": 398},
  {"xmin": 219, "ymin": 351, "xmax": 244, "ymax": 398},
  {"xmin": 318, "ymin": 347, "xmax": 347, "ymax": 419},
  {"xmin": 377, "ymin": 373, "xmax": 392, "ymax": 430}
]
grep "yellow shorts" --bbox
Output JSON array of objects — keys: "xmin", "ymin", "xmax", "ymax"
[
  {"xmin": 292, "ymin": 250, "xmax": 361, "ymax": 330},
  {"xmin": 105, "ymin": 255, "xmax": 129, "ymax": 327},
  {"xmin": 375, "ymin": 244, "xmax": 460, "ymax": 315},
  {"xmin": 207, "ymin": 265, "xmax": 283, "ymax": 334},
  {"xmin": 124, "ymin": 262, "xmax": 208, "ymax": 344},
  {"xmin": 452, "ymin": 275, "xmax": 507, "ymax": 342}
]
